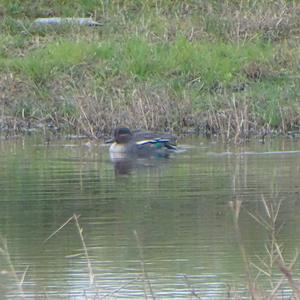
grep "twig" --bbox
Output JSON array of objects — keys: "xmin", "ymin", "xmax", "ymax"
[
  {"xmin": 73, "ymin": 214, "xmax": 95, "ymax": 285},
  {"xmin": 134, "ymin": 230, "xmax": 155, "ymax": 299},
  {"xmin": 269, "ymin": 249, "xmax": 299, "ymax": 299},
  {"xmin": 0, "ymin": 236, "xmax": 26, "ymax": 297},
  {"xmin": 20, "ymin": 265, "xmax": 30, "ymax": 286},
  {"xmin": 43, "ymin": 214, "xmax": 96, "ymax": 286},
  {"xmin": 229, "ymin": 200, "xmax": 261, "ymax": 299},
  {"xmin": 43, "ymin": 215, "xmax": 75, "ymax": 243},
  {"xmin": 183, "ymin": 275, "xmax": 202, "ymax": 299},
  {"xmin": 102, "ymin": 275, "xmax": 141, "ymax": 298}
]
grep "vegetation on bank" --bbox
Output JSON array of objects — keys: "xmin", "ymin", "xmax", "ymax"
[{"xmin": 0, "ymin": 0, "xmax": 300, "ymax": 141}]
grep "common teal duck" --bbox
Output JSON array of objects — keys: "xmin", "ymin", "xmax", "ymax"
[{"xmin": 108, "ymin": 127, "xmax": 177, "ymax": 158}]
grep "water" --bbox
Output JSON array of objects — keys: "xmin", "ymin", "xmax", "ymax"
[{"xmin": 0, "ymin": 136, "xmax": 300, "ymax": 299}]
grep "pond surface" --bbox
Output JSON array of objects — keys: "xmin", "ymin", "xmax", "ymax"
[{"xmin": 0, "ymin": 136, "xmax": 300, "ymax": 299}]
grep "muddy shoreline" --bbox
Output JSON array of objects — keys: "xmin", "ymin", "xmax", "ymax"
[{"xmin": 1, "ymin": 119, "xmax": 299, "ymax": 144}]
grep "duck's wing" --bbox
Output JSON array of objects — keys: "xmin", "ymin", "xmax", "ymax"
[
  {"xmin": 136, "ymin": 138, "xmax": 177, "ymax": 150},
  {"xmin": 105, "ymin": 138, "xmax": 114, "ymax": 144},
  {"xmin": 133, "ymin": 131, "xmax": 177, "ymax": 144}
]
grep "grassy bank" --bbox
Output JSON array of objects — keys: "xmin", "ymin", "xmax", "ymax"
[{"xmin": 0, "ymin": 1, "xmax": 300, "ymax": 141}]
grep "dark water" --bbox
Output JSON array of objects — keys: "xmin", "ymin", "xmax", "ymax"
[{"xmin": 0, "ymin": 136, "xmax": 300, "ymax": 299}]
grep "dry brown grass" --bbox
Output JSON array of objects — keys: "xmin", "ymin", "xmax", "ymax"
[{"xmin": 230, "ymin": 196, "xmax": 300, "ymax": 299}]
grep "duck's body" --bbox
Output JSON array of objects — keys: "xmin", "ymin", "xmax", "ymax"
[
  {"xmin": 109, "ymin": 142, "xmax": 135, "ymax": 154},
  {"xmin": 108, "ymin": 127, "xmax": 177, "ymax": 158}
]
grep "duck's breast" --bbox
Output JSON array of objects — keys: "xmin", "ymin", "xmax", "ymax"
[{"xmin": 109, "ymin": 142, "xmax": 128, "ymax": 153}]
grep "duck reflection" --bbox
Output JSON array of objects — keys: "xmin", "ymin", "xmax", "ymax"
[
  {"xmin": 110, "ymin": 155, "xmax": 137, "ymax": 175},
  {"xmin": 110, "ymin": 152, "xmax": 171, "ymax": 176}
]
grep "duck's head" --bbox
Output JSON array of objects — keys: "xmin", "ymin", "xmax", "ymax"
[{"xmin": 114, "ymin": 127, "xmax": 133, "ymax": 144}]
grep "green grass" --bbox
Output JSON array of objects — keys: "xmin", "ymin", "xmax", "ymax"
[
  {"xmin": 3, "ymin": 37, "xmax": 274, "ymax": 88},
  {"xmin": 4, "ymin": 40, "xmax": 100, "ymax": 84}
]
